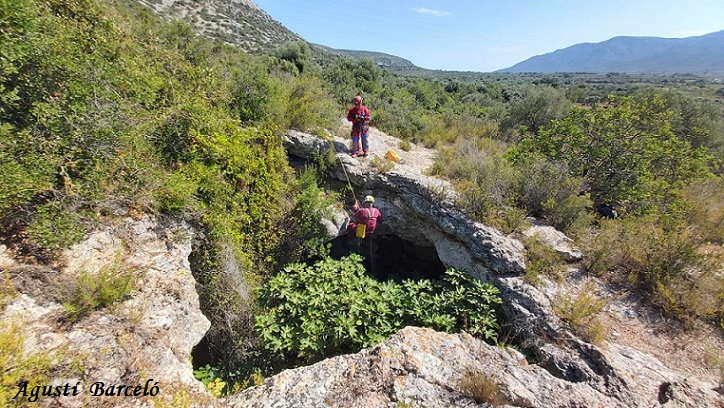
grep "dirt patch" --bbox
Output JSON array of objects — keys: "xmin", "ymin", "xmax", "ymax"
[
  {"xmin": 7, "ymin": 264, "xmax": 78, "ymax": 306},
  {"xmin": 601, "ymin": 286, "xmax": 723, "ymax": 387}
]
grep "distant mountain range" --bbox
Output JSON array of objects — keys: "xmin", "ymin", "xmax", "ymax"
[
  {"xmin": 498, "ymin": 31, "xmax": 724, "ymax": 74},
  {"xmin": 132, "ymin": 0, "xmax": 724, "ymax": 75}
]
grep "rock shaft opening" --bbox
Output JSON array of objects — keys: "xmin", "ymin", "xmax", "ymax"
[{"xmin": 329, "ymin": 233, "xmax": 446, "ymax": 281}]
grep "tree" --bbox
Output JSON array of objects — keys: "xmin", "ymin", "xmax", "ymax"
[
  {"xmin": 274, "ymin": 40, "xmax": 311, "ymax": 74},
  {"xmin": 513, "ymin": 95, "xmax": 715, "ymax": 215},
  {"xmin": 504, "ymin": 84, "xmax": 571, "ymax": 134}
]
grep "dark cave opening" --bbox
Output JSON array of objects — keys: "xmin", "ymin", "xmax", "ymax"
[
  {"xmin": 191, "ymin": 335, "xmax": 213, "ymax": 370},
  {"xmin": 328, "ymin": 232, "xmax": 446, "ymax": 282}
]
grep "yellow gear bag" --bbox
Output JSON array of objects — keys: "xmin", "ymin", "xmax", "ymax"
[
  {"xmin": 385, "ymin": 149, "xmax": 400, "ymax": 162},
  {"xmin": 356, "ymin": 222, "xmax": 366, "ymax": 238}
]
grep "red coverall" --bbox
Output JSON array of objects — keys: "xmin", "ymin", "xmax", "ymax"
[
  {"xmin": 347, "ymin": 205, "xmax": 382, "ymax": 239},
  {"xmin": 346, "ymin": 105, "xmax": 371, "ymax": 155}
]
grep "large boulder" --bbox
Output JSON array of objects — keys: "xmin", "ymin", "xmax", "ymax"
[{"xmin": 227, "ymin": 326, "xmax": 719, "ymax": 408}]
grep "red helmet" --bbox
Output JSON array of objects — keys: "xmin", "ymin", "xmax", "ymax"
[{"xmin": 353, "ymin": 95, "xmax": 363, "ymax": 104}]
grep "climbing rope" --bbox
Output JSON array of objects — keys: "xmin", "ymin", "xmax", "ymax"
[
  {"xmin": 324, "ymin": 133, "xmax": 357, "ymax": 204},
  {"xmin": 325, "ymin": 132, "xmax": 375, "ymax": 277},
  {"xmin": 368, "ymin": 233, "xmax": 374, "ymax": 277}
]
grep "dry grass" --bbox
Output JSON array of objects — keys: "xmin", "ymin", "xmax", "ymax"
[
  {"xmin": 582, "ymin": 216, "xmax": 723, "ymax": 327},
  {"xmin": 552, "ymin": 281, "xmax": 609, "ymax": 346},
  {"xmin": 370, "ymin": 156, "xmax": 395, "ymax": 174},
  {"xmin": 522, "ymin": 234, "xmax": 566, "ymax": 286},
  {"xmin": 459, "ymin": 369, "xmax": 509, "ymax": 406}
]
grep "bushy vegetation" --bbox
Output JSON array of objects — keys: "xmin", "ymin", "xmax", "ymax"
[
  {"xmin": 63, "ymin": 253, "xmax": 136, "ymax": 321},
  {"xmin": 256, "ymin": 255, "xmax": 501, "ymax": 365},
  {"xmin": 0, "ymin": 323, "xmax": 55, "ymax": 407},
  {"xmin": 552, "ymin": 281, "xmax": 609, "ymax": 345},
  {"xmin": 1, "ymin": 0, "xmax": 723, "ymax": 399},
  {"xmin": 582, "ymin": 216, "xmax": 723, "ymax": 326}
]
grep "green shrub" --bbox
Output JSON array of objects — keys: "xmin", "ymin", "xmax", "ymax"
[
  {"xmin": 154, "ymin": 171, "xmax": 199, "ymax": 214},
  {"xmin": 281, "ymin": 74, "xmax": 338, "ymax": 133},
  {"xmin": 512, "ymin": 153, "xmax": 583, "ymax": 218},
  {"xmin": 552, "ymin": 281, "xmax": 609, "ymax": 345},
  {"xmin": 193, "ymin": 364, "xmax": 227, "ymax": 397},
  {"xmin": 541, "ymin": 194, "xmax": 595, "ymax": 236},
  {"xmin": 273, "ymin": 166, "xmax": 339, "ymax": 264},
  {"xmin": 0, "ymin": 144, "xmax": 54, "ymax": 219},
  {"xmin": 63, "ymin": 253, "xmax": 136, "ymax": 321},
  {"xmin": 255, "ymin": 255, "xmax": 502, "ymax": 364},
  {"xmin": 485, "ymin": 206, "xmax": 528, "ymax": 234},
  {"xmin": 26, "ymin": 202, "xmax": 90, "ymax": 249},
  {"xmin": 514, "ymin": 95, "xmax": 717, "ymax": 215}
]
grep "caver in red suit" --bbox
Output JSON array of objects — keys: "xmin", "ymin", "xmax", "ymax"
[{"xmin": 346, "ymin": 95, "xmax": 371, "ymax": 156}]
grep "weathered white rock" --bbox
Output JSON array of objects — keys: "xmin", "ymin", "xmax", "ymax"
[
  {"xmin": 522, "ymin": 217, "xmax": 583, "ymax": 261},
  {"xmin": 1, "ymin": 216, "xmax": 213, "ymax": 407},
  {"xmin": 227, "ymin": 327, "xmax": 721, "ymax": 408},
  {"xmin": 227, "ymin": 327, "xmax": 624, "ymax": 408}
]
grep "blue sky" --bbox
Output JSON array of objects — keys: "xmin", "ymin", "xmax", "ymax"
[{"xmin": 252, "ymin": 0, "xmax": 724, "ymax": 72}]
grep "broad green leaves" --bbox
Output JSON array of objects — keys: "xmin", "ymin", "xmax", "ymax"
[{"xmin": 255, "ymin": 255, "xmax": 502, "ymax": 363}]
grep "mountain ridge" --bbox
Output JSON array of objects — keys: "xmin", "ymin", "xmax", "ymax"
[
  {"xmin": 131, "ymin": 0, "xmax": 724, "ymax": 74},
  {"xmin": 498, "ymin": 30, "xmax": 724, "ymax": 74}
]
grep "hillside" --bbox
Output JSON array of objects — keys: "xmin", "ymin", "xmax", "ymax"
[
  {"xmin": 499, "ymin": 30, "xmax": 724, "ymax": 74},
  {"xmin": 132, "ymin": 0, "xmax": 301, "ymax": 52},
  {"xmin": 310, "ymin": 44, "xmax": 418, "ymax": 70},
  {"xmin": 132, "ymin": 0, "xmax": 724, "ymax": 76}
]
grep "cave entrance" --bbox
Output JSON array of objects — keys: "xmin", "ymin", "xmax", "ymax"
[
  {"xmin": 329, "ymin": 233, "xmax": 446, "ymax": 282},
  {"xmin": 191, "ymin": 335, "xmax": 213, "ymax": 370}
]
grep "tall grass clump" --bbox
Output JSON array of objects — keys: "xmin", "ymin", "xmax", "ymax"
[
  {"xmin": 459, "ymin": 369, "xmax": 509, "ymax": 406},
  {"xmin": 63, "ymin": 253, "xmax": 136, "ymax": 321},
  {"xmin": 583, "ymin": 216, "xmax": 722, "ymax": 326},
  {"xmin": 552, "ymin": 281, "xmax": 609, "ymax": 345}
]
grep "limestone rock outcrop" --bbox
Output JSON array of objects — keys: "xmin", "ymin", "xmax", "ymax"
[
  {"xmin": 268, "ymin": 128, "xmax": 723, "ymax": 408},
  {"xmin": 228, "ymin": 327, "xmax": 720, "ymax": 408},
  {"xmin": 1, "ymin": 216, "xmax": 214, "ymax": 407}
]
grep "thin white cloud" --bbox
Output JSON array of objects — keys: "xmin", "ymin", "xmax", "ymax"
[{"xmin": 413, "ymin": 7, "xmax": 450, "ymax": 17}]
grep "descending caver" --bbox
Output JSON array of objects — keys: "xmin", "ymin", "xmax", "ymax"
[
  {"xmin": 347, "ymin": 195, "xmax": 382, "ymax": 240},
  {"xmin": 346, "ymin": 95, "xmax": 371, "ymax": 157}
]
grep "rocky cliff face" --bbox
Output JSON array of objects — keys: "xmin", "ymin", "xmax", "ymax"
[
  {"xmin": 227, "ymin": 327, "xmax": 623, "ymax": 408},
  {"xmin": 1, "ymin": 215, "xmax": 214, "ymax": 407}
]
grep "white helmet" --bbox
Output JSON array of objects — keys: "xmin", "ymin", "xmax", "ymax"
[{"xmin": 363, "ymin": 195, "xmax": 375, "ymax": 203}]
